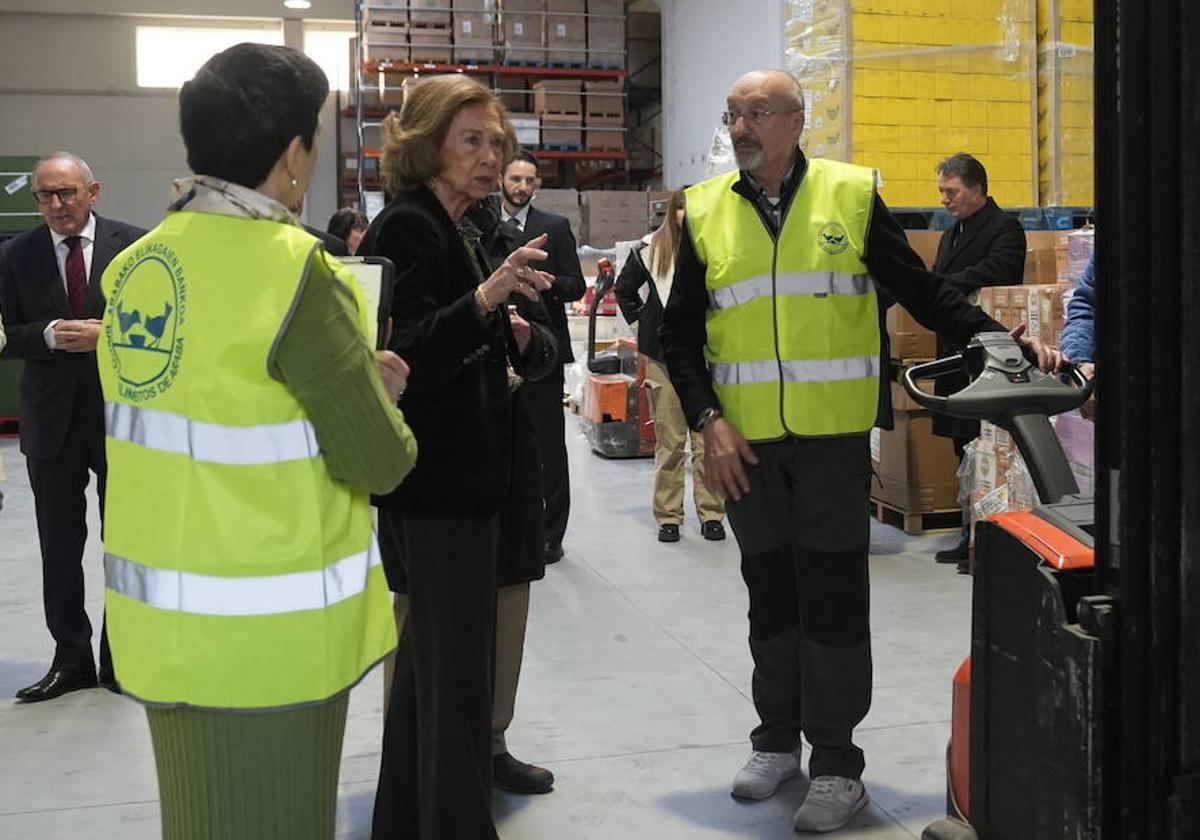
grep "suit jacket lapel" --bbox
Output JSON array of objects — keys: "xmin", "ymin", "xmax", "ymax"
[{"xmin": 33, "ymin": 225, "xmax": 72, "ymax": 313}]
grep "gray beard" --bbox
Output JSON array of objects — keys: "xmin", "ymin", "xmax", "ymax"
[{"xmin": 734, "ymin": 146, "xmax": 765, "ymax": 171}]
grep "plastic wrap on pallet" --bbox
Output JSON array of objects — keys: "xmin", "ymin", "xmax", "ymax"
[
  {"xmin": 784, "ymin": 0, "xmax": 1038, "ymax": 210},
  {"xmin": 1062, "ymin": 226, "xmax": 1094, "ymax": 282},
  {"xmin": 1036, "ymin": 0, "xmax": 1094, "ymax": 208}
]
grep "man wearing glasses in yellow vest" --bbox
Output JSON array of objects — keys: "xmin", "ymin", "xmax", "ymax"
[{"xmin": 661, "ymin": 69, "xmax": 1062, "ymax": 833}]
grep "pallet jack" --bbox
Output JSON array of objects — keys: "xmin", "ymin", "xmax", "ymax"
[
  {"xmin": 578, "ymin": 258, "xmax": 655, "ymax": 459},
  {"xmin": 900, "ymin": 332, "xmax": 1103, "ymax": 839}
]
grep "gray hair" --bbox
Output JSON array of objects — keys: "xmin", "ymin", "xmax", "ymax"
[{"xmin": 33, "ymin": 152, "xmax": 95, "ymax": 189}]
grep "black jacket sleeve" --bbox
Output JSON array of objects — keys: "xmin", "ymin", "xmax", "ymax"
[
  {"xmin": 372, "ymin": 211, "xmax": 495, "ymax": 395},
  {"xmin": 510, "ymin": 289, "xmax": 558, "ymax": 383},
  {"xmin": 545, "ymin": 216, "xmax": 586, "ymax": 303},
  {"xmin": 614, "ymin": 245, "xmax": 649, "ymax": 325},
  {"xmin": 865, "ymin": 195, "xmax": 1006, "ymax": 348},
  {"xmin": 0, "ymin": 238, "xmax": 54, "ymax": 359},
  {"xmin": 940, "ymin": 216, "xmax": 1026, "ymax": 294},
  {"xmin": 660, "ymin": 218, "xmax": 720, "ymax": 429}
]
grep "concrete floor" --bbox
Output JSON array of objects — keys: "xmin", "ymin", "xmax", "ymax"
[{"xmin": 0, "ymin": 422, "xmax": 972, "ymax": 839}]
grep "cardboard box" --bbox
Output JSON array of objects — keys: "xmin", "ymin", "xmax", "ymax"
[
  {"xmin": 905, "ymin": 229, "xmax": 942, "ymax": 269},
  {"xmin": 497, "ymin": 75, "xmax": 529, "ymax": 112},
  {"xmin": 502, "ymin": 8, "xmax": 543, "ymax": 63},
  {"xmin": 452, "ymin": 0, "xmax": 496, "ymax": 9},
  {"xmin": 409, "ymin": 0, "xmax": 452, "ymax": 27},
  {"xmin": 365, "ymin": 8, "xmax": 409, "ymax": 34},
  {"xmin": 452, "ymin": 9, "xmax": 495, "ymax": 64},
  {"xmin": 409, "ymin": 30, "xmax": 452, "ymax": 63},
  {"xmin": 885, "ymin": 304, "xmax": 936, "ymax": 360},
  {"xmin": 508, "ymin": 112, "xmax": 540, "ymax": 146},
  {"xmin": 540, "ymin": 112, "xmax": 582, "ymax": 149},
  {"xmin": 585, "ymin": 114, "xmax": 624, "ymax": 150},
  {"xmin": 870, "ymin": 409, "xmax": 961, "ymax": 512},
  {"xmin": 454, "ymin": 39, "xmax": 496, "ymax": 63},
  {"xmin": 533, "ymin": 79, "xmax": 583, "ymax": 114},
  {"xmin": 586, "ymin": 0, "xmax": 623, "ymax": 13},
  {"xmin": 584, "ymin": 79, "xmax": 625, "ymax": 117},
  {"xmin": 587, "ymin": 16, "xmax": 626, "ymax": 68},
  {"xmin": 547, "ymin": 38, "xmax": 588, "ymax": 65},
  {"xmin": 977, "ymin": 283, "xmax": 1068, "ymax": 346},
  {"xmin": 363, "ymin": 39, "xmax": 410, "ymax": 64}
]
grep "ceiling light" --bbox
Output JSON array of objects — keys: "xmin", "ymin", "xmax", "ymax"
[{"xmin": 283, "ymin": 0, "xmax": 312, "ymax": 9}]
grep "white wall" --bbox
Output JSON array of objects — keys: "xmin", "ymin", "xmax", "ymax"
[
  {"xmin": 658, "ymin": 0, "xmax": 786, "ymax": 188},
  {"xmin": 0, "ymin": 9, "xmax": 348, "ymax": 231}
]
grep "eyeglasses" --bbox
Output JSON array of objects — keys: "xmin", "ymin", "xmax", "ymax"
[
  {"xmin": 32, "ymin": 187, "xmax": 81, "ymax": 205},
  {"xmin": 719, "ymin": 108, "xmax": 801, "ymax": 127}
]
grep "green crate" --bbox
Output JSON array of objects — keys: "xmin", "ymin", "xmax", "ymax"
[
  {"xmin": 0, "ymin": 359, "xmax": 22, "ymax": 419},
  {"xmin": 0, "ymin": 155, "xmax": 42, "ymax": 235}
]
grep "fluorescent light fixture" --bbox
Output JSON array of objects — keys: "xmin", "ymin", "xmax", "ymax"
[{"xmin": 284, "ymin": 0, "xmax": 312, "ymax": 9}]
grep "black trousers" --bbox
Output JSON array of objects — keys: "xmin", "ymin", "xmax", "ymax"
[
  {"xmin": 372, "ymin": 510, "xmax": 500, "ymax": 840},
  {"xmin": 525, "ymin": 367, "xmax": 570, "ymax": 549},
  {"xmin": 24, "ymin": 401, "xmax": 110, "ymax": 673},
  {"xmin": 725, "ymin": 435, "xmax": 873, "ymax": 780}
]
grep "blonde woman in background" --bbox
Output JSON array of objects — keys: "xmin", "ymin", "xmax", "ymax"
[{"xmin": 615, "ymin": 190, "xmax": 726, "ymax": 543}]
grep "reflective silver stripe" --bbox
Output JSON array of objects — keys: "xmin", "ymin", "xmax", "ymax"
[
  {"xmin": 106, "ymin": 402, "xmax": 320, "ymax": 465},
  {"xmin": 708, "ymin": 272, "xmax": 873, "ymax": 310},
  {"xmin": 710, "ymin": 355, "xmax": 881, "ymax": 386},
  {"xmin": 105, "ymin": 536, "xmax": 382, "ymax": 617}
]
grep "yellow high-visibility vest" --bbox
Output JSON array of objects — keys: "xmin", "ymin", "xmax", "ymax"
[
  {"xmin": 686, "ymin": 157, "xmax": 881, "ymax": 441},
  {"xmin": 97, "ymin": 211, "xmax": 396, "ymax": 710}
]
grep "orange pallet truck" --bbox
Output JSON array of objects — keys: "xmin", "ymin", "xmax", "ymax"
[{"xmin": 902, "ymin": 333, "xmax": 1107, "ymax": 840}]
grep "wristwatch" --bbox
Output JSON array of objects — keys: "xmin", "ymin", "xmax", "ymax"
[{"xmin": 695, "ymin": 406, "xmax": 723, "ymax": 432}]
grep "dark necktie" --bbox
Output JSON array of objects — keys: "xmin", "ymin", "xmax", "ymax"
[{"xmin": 64, "ymin": 235, "xmax": 88, "ymax": 315}]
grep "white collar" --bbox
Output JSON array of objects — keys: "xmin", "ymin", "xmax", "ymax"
[
  {"xmin": 502, "ymin": 202, "xmax": 532, "ymax": 227},
  {"xmin": 49, "ymin": 212, "xmax": 97, "ymax": 248}
]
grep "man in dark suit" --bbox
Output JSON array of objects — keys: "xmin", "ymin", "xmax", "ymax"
[
  {"xmin": 0, "ymin": 152, "xmax": 145, "ymax": 701},
  {"xmin": 930, "ymin": 152, "xmax": 1026, "ymax": 563},
  {"xmin": 493, "ymin": 150, "xmax": 586, "ymax": 563}
]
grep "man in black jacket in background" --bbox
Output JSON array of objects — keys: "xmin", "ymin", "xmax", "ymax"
[
  {"xmin": 930, "ymin": 153, "xmax": 1026, "ymax": 563},
  {"xmin": 491, "ymin": 150, "xmax": 586, "ymax": 564}
]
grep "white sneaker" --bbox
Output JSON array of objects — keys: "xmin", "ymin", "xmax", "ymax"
[
  {"xmin": 792, "ymin": 775, "xmax": 869, "ymax": 833},
  {"xmin": 730, "ymin": 748, "xmax": 803, "ymax": 800}
]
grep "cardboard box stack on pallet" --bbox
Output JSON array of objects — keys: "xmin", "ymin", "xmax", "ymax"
[
  {"xmin": 581, "ymin": 190, "xmax": 650, "ymax": 248},
  {"xmin": 452, "ymin": 0, "xmax": 497, "ymax": 64},
  {"xmin": 502, "ymin": 0, "xmax": 545, "ymax": 64},
  {"xmin": 586, "ymin": 0, "xmax": 625, "ymax": 68},
  {"xmin": 584, "ymin": 79, "xmax": 625, "ymax": 151},
  {"xmin": 407, "ymin": 0, "xmax": 453, "ymax": 63},
  {"xmin": 787, "ymin": 0, "xmax": 1038, "ymax": 209},
  {"xmin": 534, "ymin": 79, "xmax": 583, "ymax": 149},
  {"xmin": 361, "ymin": 6, "xmax": 411, "ymax": 64},
  {"xmin": 1037, "ymin": 0, "xmax": 1094, "ymax": 207},
  {"xmin": 546, "ymin": 0, "xmax": 587, "ymax": 65}
]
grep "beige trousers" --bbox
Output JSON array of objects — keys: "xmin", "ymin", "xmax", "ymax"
[
  {"xmin": 644, "ymin": 358, "xmax": 725, "ymax": 526},
  {"xmin": 383, "ymin": 583, "xmax": 531, "ymax": 756}
]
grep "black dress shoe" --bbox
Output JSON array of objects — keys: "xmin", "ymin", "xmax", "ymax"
[
  {"xmin": 658, "ymin": 523, "xmax": 681, "ymax": 542},
  {"xmin": 701, "ymin": 520, "xmax": 726, "ymax": 541},
  {"xmin": 935, "ymin": 537, "xmax": 970, "ymax": 563},
  {"xmin": 544, "ymin": 542, "xmax": 564, "ymax": 564},
  {"xmin": 15, "ymin": 666, "xmax": 97, "ymax": 703},
  {"xmin": 493, "ymin": 752, "xmax": 554, "ymax": 795}
]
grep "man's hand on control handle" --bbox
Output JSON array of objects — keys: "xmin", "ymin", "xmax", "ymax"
[
  {"xmin": 1010, "ymin": 323, "xmax": 1064, "ymax": 374},
  {"xmin": 1076, "ymin": 361, "xmax": 1097, "ymax": 419},
  {"xmin": 702, "ymin": 417, "xmax": 760, "ymax": 501},
  {"xmin": 479, "ymin": 232, "xmax": 554, "ymax": 305}
]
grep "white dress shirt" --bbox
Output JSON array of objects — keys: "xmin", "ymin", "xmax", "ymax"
[
  {"xmin": 43, "ymin": 212, "xmax": 97, "ymax": 349},
  {"xmin": 501, "ymin": 203, "xmax": 532, "ymax": 231}
]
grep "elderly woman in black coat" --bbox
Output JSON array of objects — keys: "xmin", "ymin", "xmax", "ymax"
[{"xmin": 360, "ymin": 74, "xmax": 557, "ymax": 840}]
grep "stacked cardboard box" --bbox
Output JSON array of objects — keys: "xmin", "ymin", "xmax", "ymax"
[
  {"xmin": 546, "ymin": 0, "xmax": 587, "ymax": 65},
  {"xmin": 788, "ymin": 0, "xmax": 1038, "ymax": 209},
  {"xmin": 970, "ymin": 420, "xmax": 1038, "ymax": 527},
  {"xmin": 586, "ymin": 0, "xmax": 626, "ymax": 68},
  {"xmin": 1037, "ymin": 0, "xmax": 1094, "ymax": 207},
  {"xmin": 871, "ymin": 409, "xmax": 961, "ymax": 512},
  {"xmin": 409, "ymin": 0, "xmax": 452, "ymax": 27},
  {"xmin": 362, "ymin": 8, "xmax": 410, "ymax": 64},
  {"xmin": 508, "ymin": 112, "xmax": 541, "ymax": 146},
  {"xmin": 533, "ymin": 80, "xmax": 582, "ymax": 149},
  {"xmin": 502, "ymin": 0, "xmax": 544, "ymax": 64},
  {"xmin": 452, "ymin": 0, "xmax": 497, "ymax": 64},
  {"xmin": 583, "ymin": 79, "xmax": 625, "ymax": 151},
  {"xmin": 977, "ymin": 282, "xmax": 1069, "ymax": 347},
  {"xmin": 534, "ymin": 188, "xmax": 583, "ymax": 239},
  {"xmin": 581, "ymin": 190, "xmax": 649, "ymax": 247},
  {"xmin": 406, "ymin": 0, "xmax": 453, "ymax": 63}
]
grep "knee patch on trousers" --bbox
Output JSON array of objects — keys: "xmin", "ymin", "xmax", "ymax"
[
  {"xmin": 740, "ymin": 544, "xmax": 799, "ymax": 639},
  {"xmin": 796, "ymin": 546, "xmax": 870, "ymax": 646}
]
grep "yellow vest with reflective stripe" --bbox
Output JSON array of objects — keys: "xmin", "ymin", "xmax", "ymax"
[
  {"xmin": 96, "ymin": 211, "xmax": 397, "ymax": 710},
  {"xmin": 685, "ymin": 158, "xmax": 881, "ymax": 441}
]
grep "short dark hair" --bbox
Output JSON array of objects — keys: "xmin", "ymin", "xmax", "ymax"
[
  {"xmin": 507, "ymin": 148, "xmax": 540, "ymax": 172},
  {"xmin": 327, "ymin": 207, "xmax": 368, "ymax": 241},
  {"xmin": 179, "ymin": 43, "xmax": 328, "ymax": 188},
  {"xmin": 936, "ymin": 152, "xmax": 988, "ymax": 195}
]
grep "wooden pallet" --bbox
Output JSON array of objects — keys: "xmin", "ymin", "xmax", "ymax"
[{"xmin": 871, "ymin": 498, "xmax": 961, "ymax": 535}]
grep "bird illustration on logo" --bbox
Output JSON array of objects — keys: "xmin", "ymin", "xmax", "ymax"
[
  {"xmin": 108, "ymin": 252, "xmax": 184, "ymax": 392},
  {"xmin": 817, "ymin": 222, "xmax": 851, "ymax": 255}
]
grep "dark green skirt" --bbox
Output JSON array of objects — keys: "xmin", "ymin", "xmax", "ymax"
[{"xmin": 146, "ymin": 694, "xmax": 349, "ymax": 840}]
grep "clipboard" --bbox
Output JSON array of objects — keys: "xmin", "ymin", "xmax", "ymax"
[{"xmin": 338, "ymin": 256, "xmax": 396, "ymax": 350}]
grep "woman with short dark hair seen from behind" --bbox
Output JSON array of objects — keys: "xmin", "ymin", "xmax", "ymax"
[
  {"xmin": 360, "ymin": 73, "xmax": 556, "ymax": 839},
  {"xmin": 95, "ymin": 43, "xmax": 417, "ymax": 840},
  {"xmin": 327, "ymin": 206, "xmax": 369, "ymax": 255}
]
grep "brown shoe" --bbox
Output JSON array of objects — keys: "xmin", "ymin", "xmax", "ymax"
[{"xmin": 493, "ymin": 752, "xmax": 554, "ymax": 795}]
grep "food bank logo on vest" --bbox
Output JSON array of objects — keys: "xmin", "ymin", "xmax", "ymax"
[
  {"xmin": 817, "ymin": 222, "xmax": 850, "ymax": 255},
  {"xmin": 106, "ymin": 242, "xmax": 187, "ymax": 402}
]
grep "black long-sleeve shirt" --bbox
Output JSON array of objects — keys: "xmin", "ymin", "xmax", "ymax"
[{"xmin": 660, "ymin": 151, "xmax": 1006, "ymax": 430}]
